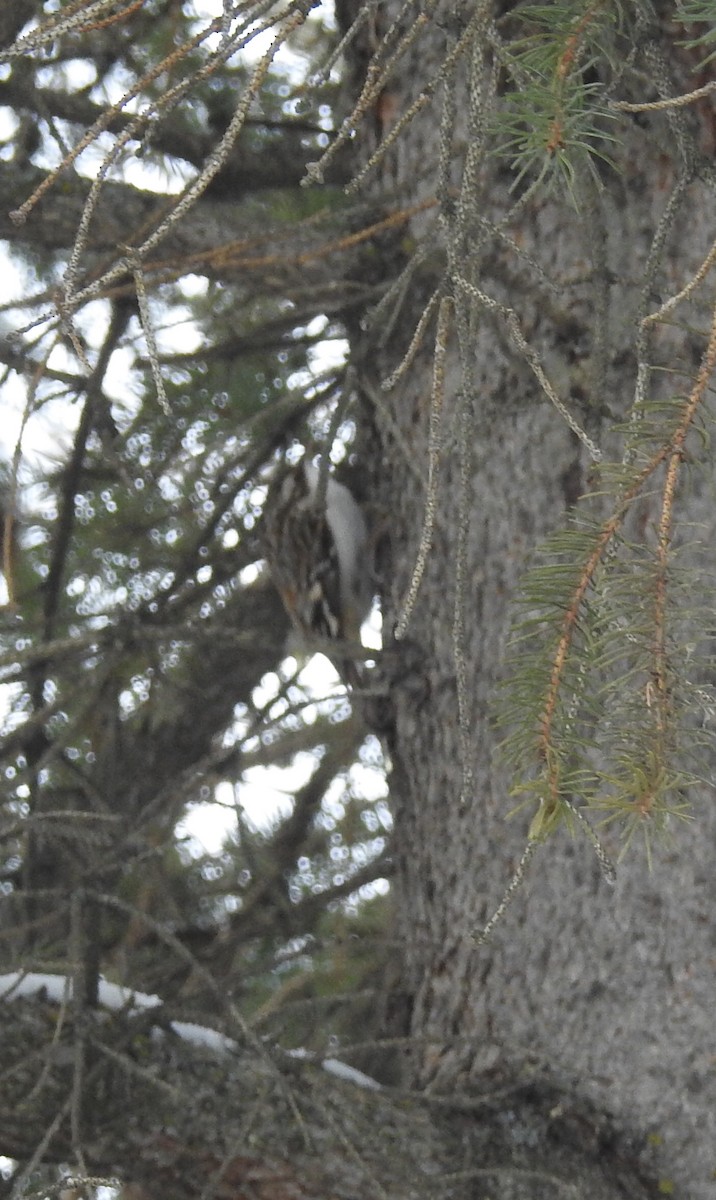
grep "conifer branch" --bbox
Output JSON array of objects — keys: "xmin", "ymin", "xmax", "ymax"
[{"xmin": 536, "ymin": 297, "xmax": 716, "ymax": 832}]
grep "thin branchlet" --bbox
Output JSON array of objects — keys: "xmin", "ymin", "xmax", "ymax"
[
  {"xmin": 473, "ymin": 841, "xmax": 538, "ymax": 945},
  {"xmin": 642, "ymin": 233, "xmax": 716, "ymax": 327},
  {"xmin": 307, "ymin": 0, "xmax": 380, "ymax": 89},
  {"xmin": 453, "ymin": 382, "xmax": 475, "ymax": 809},
  {"xmin": 381, "ymin": 289, "xmax": 441, "ymax": 392},
  {"xmin": 627, "ymin": 172, "xmax": 692, "ymax": 457},
  {"xmin": 345, "ymin": 15, "xmax": 477, "ymax": 196},
  {"xmin": 454, "ymin": 276, "xmax": 602, "ymax": 461},
  {"xmin": 394, "ymin": 297, "xmax": 452, "ymax": 640},
  {"xmin": 130, "ymin": 250, "xmax": 171, "ymax": 419},
  {"xmin": 304, "ymin": 0, "xmax": 439, "ymax": 186}
]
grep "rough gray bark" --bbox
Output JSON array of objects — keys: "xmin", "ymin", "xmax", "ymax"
[{"xmin": 351, "ymin": 5, "xmax": 716, "ymax": 1198}]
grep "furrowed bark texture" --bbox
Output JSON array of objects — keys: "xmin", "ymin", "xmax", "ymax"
[{"xmin": 349, "ymin": 4, "xmax": 716, "ymax": 1197}]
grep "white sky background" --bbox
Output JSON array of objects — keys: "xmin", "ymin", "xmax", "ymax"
[{"xmin": 0, "ymin": 0, "xmax": 389, "ymax": 869}]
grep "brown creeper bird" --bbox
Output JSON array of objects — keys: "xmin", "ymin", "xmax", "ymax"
[{"xmin": 262, "ymin": 459, "xmax": 372, "ymax": 685}]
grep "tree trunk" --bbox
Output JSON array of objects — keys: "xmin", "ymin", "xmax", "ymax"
[{"xmin": 349, "ymin": 4, "xmax": 716, "ymax": 1197}]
